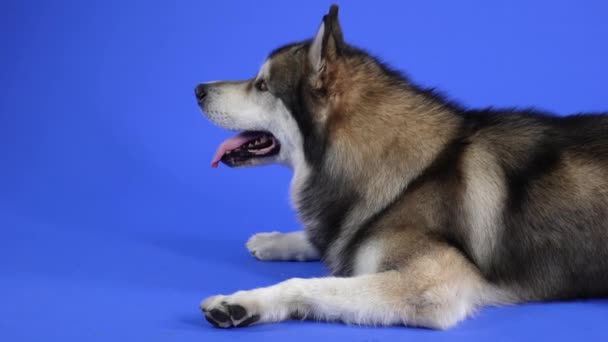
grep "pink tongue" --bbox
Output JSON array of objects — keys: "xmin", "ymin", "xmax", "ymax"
[{"xmin": 210, "ymin": 131, "xmax": 262, "ymax": 168}]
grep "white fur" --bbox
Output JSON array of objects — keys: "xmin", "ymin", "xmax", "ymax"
[
  {"xmin": 352, "ymin": 238, "xmax": 384, "ymax": 275},
  {"xmin": 246, "ymin": 231, "xmax": 320, "ymax": 261},
  {"xmin": 201, "ymin": 270, "xmax": 502, "ymax": 329},
  {"xmin": 200, "ymin": 60, "xmax": 306, "ymax": 170},
  {"xmin": 202, "ymin": 276, "xmax": 406, "ymax": 327}
]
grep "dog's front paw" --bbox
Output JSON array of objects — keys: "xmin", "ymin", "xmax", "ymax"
[
  {"xmin": 246, "ymin": 231, "xmax": 320, "ymax": 261},
  {"xmin": 246, "ymin": 231, "xmax": 284, "ymax": 260},
  {"xmin": 200, "ymin": 294, "xmax": 261, "ymax": 328}
]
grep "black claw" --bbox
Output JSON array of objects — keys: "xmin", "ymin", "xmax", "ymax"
[
  {"xmin": 227, "ymin": 304, "xmax": 247, "ymax": 321},
  {"xmin": 205, "ymin": 313, "xmax": 224, "ymax": 328},
  {"xmin": 290, "ymin": 310, "xmax": 305, "ymax": 320},
  {"xmin": 209, "ymin": 308, "xmax": 230, "ymax": 323},
  {"xmin": 236, "ymin": 314, "xmax": 260, "ymax": 327}
]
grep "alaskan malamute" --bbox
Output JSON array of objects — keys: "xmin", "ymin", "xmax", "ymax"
[{"xmin": 195, "ymin": 4, "xmax": 608, "ymax": 329}]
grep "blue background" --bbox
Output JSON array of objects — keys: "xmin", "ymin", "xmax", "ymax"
[{"xmin": 2, "ymin": 0, "xmax": 607, "ymax": 341}]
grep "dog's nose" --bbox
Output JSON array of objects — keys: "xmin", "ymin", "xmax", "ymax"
[{"xmin": 195, "ymin": 84, "xmax": 208, "ymax": 102}]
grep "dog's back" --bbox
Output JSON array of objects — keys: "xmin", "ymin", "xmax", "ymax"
[{"xmin": 458, "ymin": 112, "xmax": 608, "ymax": 299}]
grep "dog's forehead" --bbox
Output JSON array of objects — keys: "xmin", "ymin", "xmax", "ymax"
[
  {"xmin": 259, "ymin": 42, "xmax": 308, "ymax": 80},
  {"xmin": 269, "ymin": 41, "xmax": 308, "ymax": 60}
]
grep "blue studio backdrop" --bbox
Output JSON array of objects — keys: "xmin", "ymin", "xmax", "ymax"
[{"xmin": 2, "ymin": 1, "xmax": 607, "ymax": 341}]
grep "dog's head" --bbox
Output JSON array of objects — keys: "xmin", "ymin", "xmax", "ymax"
[
  {"xmin": 196, "ymin": 5, "xmax": 350, "ymax": 169},
  {"xmin": 196, "ymin": 5, "xmax": 422, "ymax": 171}
]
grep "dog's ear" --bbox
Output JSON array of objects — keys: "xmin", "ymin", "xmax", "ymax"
[{"xmin": 309, "ymin": 4, "xmax": 344, "ymax": 73}]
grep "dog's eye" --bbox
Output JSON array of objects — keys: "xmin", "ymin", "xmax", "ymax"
[{"xmin": 255, "ymin": 79, "xmax": 268, "ymax": 92}]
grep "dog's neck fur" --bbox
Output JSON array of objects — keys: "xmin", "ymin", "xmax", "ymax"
[{"xmin": 290, "ymin": 67, "xmax": 463, "ymax": 273}]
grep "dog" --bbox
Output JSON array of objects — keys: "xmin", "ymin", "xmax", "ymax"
[{"xmin": 195, "ymin": 4, "xmax": 608, "ymax": 329}]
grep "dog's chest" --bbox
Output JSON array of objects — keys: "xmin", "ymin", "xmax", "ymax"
[{"xmin": 291, "ymin": 166, "xmax": 383, "ymax": 274}]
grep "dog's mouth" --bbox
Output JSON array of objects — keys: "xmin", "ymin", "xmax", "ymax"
[{"xmin": 211, "ymin": 131, "xmax": 281, "ymax": 168}]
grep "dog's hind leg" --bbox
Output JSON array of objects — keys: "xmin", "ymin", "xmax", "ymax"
[
  {"xmin": 201, "ymin": 245, "xmax": 515, "ymax": 328},
  {"xmin": 245, "ymin": 231, "xmax": 320, "ymax": 261}
]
